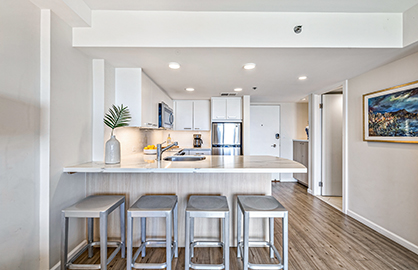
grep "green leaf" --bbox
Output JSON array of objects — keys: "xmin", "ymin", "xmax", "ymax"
[{"xmin": 103, "ymin": 104, "xmax": 131, "ymax": 130}]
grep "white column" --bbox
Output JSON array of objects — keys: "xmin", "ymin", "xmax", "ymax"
[
  {"xmin": 39, "ymin": 9, "xmax": 51, "ymax": 270},
  {"xmin": 92, "ymin": 59, "xmax": 105, "ymax": 161}
]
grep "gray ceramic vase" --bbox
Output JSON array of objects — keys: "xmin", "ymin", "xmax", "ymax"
[{"xmin": 105, "ymin": 135, "xmax": 121, "ymax": 164}]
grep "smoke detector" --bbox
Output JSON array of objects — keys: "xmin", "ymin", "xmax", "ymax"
[{"xmin": 294, "ymin": 25, "xmax": 302, "ymax": 34}]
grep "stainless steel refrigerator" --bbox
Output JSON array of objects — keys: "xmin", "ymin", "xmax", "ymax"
[{"xmin": 211, "ymin": 122, "xmax": 242, "ymax": 155}]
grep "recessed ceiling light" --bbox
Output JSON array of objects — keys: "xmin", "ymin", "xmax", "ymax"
[
  {"xmin": 169, "ymin": 62, "xmax": 180, "ymax": 69},
  {"xmin": 298, "ymin": 76, "xmax": 307, "ymax": 80},
  {"xmin": 234, "ymin": 88, "xmax": 243, "ymax": 92},
  {"xmin": 243, "ymin": 63, "xmax": 256, "ymax": 70},
  {"xmin": 185, "ymin": 88, "xmax": 195, "ymax": 91}
]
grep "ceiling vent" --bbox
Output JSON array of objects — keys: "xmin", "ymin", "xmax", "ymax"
[{"xmin": 220, "ymin": 92, "xmax": 237, "ymax": 97}]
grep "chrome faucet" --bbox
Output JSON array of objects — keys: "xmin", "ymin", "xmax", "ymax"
[{"xmin": 157, "ymin": 142, "xmax": 178, "ymax": 161}]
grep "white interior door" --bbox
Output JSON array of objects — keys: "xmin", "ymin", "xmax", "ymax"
[
  {"xmin": 322, "ymin": 94, "xmax": 343, "ymax": 196},
  {"xmin": 250, "ymin": 105, "xmax": 280, "ymax": 156}
]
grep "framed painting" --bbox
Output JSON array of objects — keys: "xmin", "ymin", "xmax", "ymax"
[{"xmin": 363, "ymin": 80, "xmax": 418, "ymax": 143}]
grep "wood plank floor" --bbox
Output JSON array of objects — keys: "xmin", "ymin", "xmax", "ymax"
[{"xmin": 75, "ymin": 182, "xmax": 418, "ymax": 270}]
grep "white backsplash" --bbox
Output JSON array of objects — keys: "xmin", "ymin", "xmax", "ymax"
[
  {"xmin": 162, "ymin": 130, "xmax": 211, "ymax": 149},
  {"xmin": 109, "ymin": 128, "xmax": 211, "ymax": 159}
]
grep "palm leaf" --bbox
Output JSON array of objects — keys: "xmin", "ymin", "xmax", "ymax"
[{"xmin": 103, "ymin": 104, "xmax": 131, "ymax": 133}]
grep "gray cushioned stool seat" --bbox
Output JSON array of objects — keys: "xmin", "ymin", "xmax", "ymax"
[
  {"xmin": 127, "ymin": 195, "xmax": 178, "ymax": 270},
  {"xmin": 61, "ymin": 195, "xmax": 125, "ymax": 270},
  {"xmin": 237, "ymin": 195, "xmax": 288, "ymax": 270}
]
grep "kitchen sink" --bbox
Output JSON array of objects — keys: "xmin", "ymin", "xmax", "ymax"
[{"xmin": 163, "ymin": 156, "xmax": 206, "ymax": 161}]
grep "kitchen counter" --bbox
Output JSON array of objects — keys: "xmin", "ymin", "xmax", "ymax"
[{"xmin": 63, "ymin": 154, "xmax": 307, "ymax": 174}]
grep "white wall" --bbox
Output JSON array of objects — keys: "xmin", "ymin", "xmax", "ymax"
[
  {"xmin": 279, "ymin": 103, "xmax": 309, "ymax": 181},
  {"xmin": 73, "ymin": 11, "xmax": 402, "ymax": 48},
  {"xmin": 0, "ymin": 1, "xmax": 41, "ymax": 269},
  {"xmin": 48, "ymin": 12, "xmax": 93, "ymax": 267},
  {"xmin": 347, "ymin": 51, "xmax": 418, "ymax": 253}
]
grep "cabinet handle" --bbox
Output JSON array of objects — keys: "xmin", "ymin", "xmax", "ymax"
[
  {"xmin": 195, "ymin": 127, "xmax": 200, "ymax": 130},
  {"xmin": 184, "ymin": 128, "xmax": 192, "ymax": 130}
]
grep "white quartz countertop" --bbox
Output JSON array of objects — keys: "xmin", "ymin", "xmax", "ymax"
[{"xmin": 63, "ymin": 154, "xmax": 307, "ymax": 174}]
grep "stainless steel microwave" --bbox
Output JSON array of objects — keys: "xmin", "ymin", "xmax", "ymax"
[{"xmin": 158, "ymin": 102, "xmax": 174, "ymax": 129}]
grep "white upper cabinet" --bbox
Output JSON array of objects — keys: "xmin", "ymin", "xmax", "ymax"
[
  {"xmin": 211, "ymin": 97, "xmax": 242, "ymax": 121},
  {"xmin": 174, "ymin": 100, "xmax": 210, "ymax": 131},
  {"xmin": 193, "ymin": 100, "xmax": 211, "ymax": 130},
  {"xmin": 115, "ymin": 68, "xmax": 173, "ymax": 127},
  {"xmin": 175, "ymin": 100, "xmax": 193, "ymax": 130},
  {"xmin": 226, "ymin": 98, "xmax": 242, "ymax": 120},
  {"xmin": 211, "ymin": 98, "xmax": 227, "ymax": 120}
]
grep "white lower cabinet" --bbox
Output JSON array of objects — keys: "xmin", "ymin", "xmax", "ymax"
[
  {"xmin": 293, "ymin": 140, "xmax": 309, "ymax": 186},
  {"xmin": 188, "ymin": 149, "xmax": 211, "ymax": 155}
]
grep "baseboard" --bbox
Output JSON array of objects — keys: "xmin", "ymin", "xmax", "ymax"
[
  {"xmin": 347, "ymin": 210, "xmax": 418, "ymax": 255},
  {"xmin": 307, "ymin": 189, "xmax": 313, "ymax": 194},
  {"xmin": 279, "ymin": 178, "xmax": 298, "ymax": 183},
  {"xmin": 50, "ymin": 240, "xmax": 87, "ymax": 270}
]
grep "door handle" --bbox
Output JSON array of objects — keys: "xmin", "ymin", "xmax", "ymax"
[{"xmin": 271, "ymin": 144, "xmax": 276, "ymax": 148}]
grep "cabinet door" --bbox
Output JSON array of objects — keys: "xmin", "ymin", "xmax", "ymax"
[
  {"xmin": 211, "ymin": 98, "xmax": 227, "ymax": 120},
  {"xmin": 193, "ymin": 100, "xmax": 210, "ymax": 130},
  {"xmin": 293, "ymin": 141, "xmax": 301, "ymax": 163},
  {"xmin": 174, "ymin": 101, "xmax": 193, "ymax": 130},
  {"xmin": 141, "ymin": 77, "xmax": 154, "ymax": 127},
  {"xmin": 226, "ymin": 98, "xmax": 242, "ymax": 120},
  {"xmin": 189, "ymin": 149, "xmax": 211, "ymax": 155}
]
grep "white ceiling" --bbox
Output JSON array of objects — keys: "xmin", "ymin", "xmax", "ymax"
[
  {"xmin": 83, "ymin": 0, "xmax": 418, "ymax": 13},
  {"xmin": 75, "ymin": 0, "xmax": 418, "ymax": 102},
  {"xmin": 79, "ymin": 46, "xmax": 418, "ymax": 102}
]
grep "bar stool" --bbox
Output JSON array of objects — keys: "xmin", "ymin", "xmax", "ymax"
[
  {"xmin": 61, "ymin": 195, "xmax": 125, "ymax": 270},
  {"xmin": 236, "ymin": 195, "xmax": 288, "ymax": 270},
  {"xmin": 185, "ymin": 195, "xmax": 230, "ymax": 270},
  {"xmin": 127, "ymin": 195, "xmax": 178, "ymax": 270}
]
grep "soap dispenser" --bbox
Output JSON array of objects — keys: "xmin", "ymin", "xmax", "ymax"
[{"xmin": 167, "ymin": 134, "xmax": 172, "ymax": 144}]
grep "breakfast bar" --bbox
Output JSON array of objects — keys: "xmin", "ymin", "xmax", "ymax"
[{"xmin": 64, "ymin": 154, "xmax": 307, "ymax": 246}]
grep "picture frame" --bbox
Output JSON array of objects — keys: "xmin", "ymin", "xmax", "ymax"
[{"xmin": 363, "ymin": 80, "xmax": 418, "ymax": 143}]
